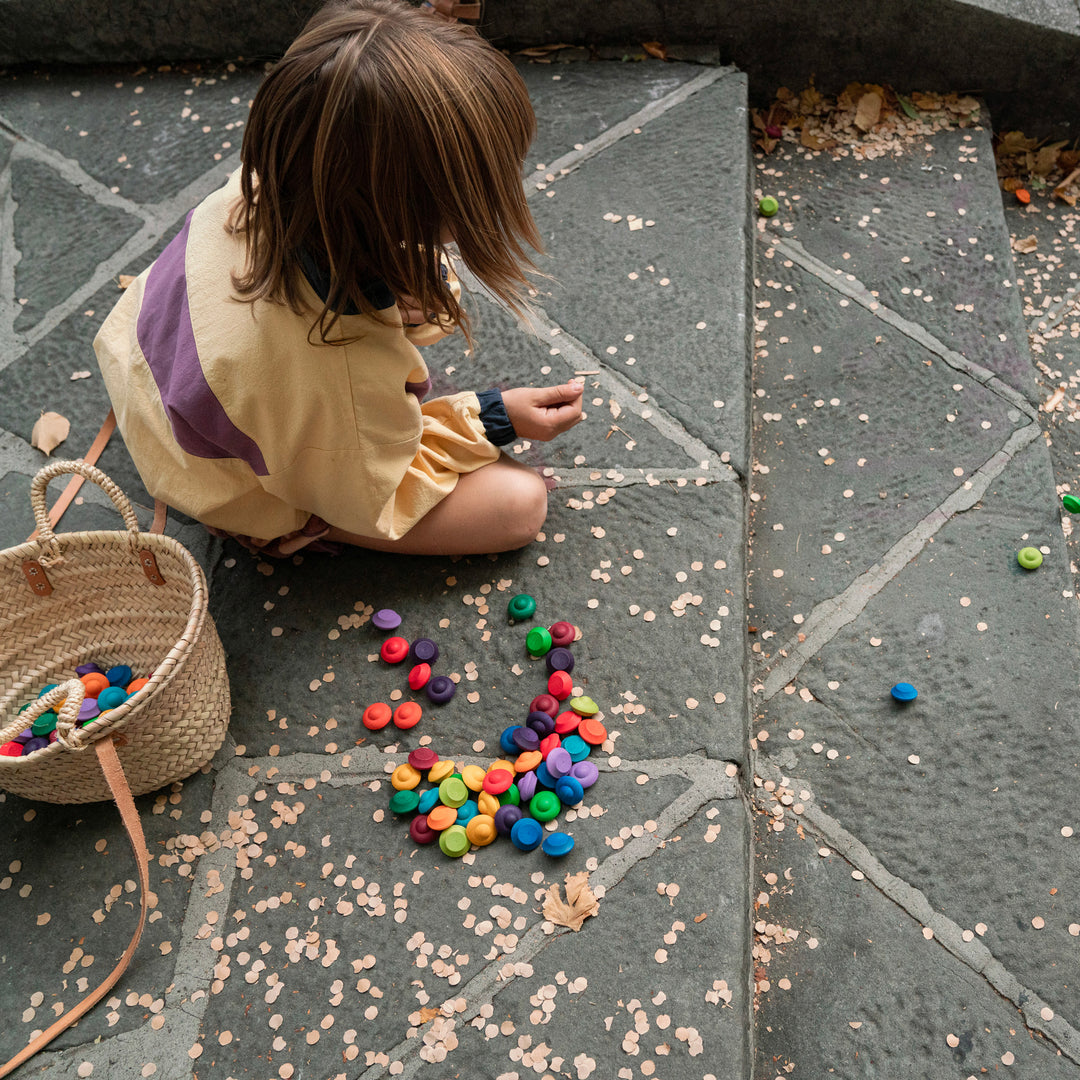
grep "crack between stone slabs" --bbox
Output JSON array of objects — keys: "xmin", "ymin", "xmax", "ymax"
[
  {"xmin": 0, "ymin": 428, "xmax": 172, "ymax": 528},
  {"xmin": 755, "ymin": 422, "xmax": 1041, "ymax": 701},
  {"xmin": 521, "ymin": 66, "xmax": 738, "ymax": 201},
  {"xmin": 334, "ymin": 753, "xmax": 742, "ymax": 1079},
  {"xmin": 767, "ymin": 236, "xmax": 1039, "ymax": 421},
  {"xmin": 0, "ymin": 151, "xmax": 242, "ymax": 368},
  {"xmin": 0, "ymin": 163, "xmax": 22, "ymax": 348},
  {"xmin": 754, "ymin": 757, "xmax": 1080, "ymax": 1066},
  {"xmin": 0, "ymin": 114, "xmax": 23, "ymax": 143},
  {"xmin": 457, "ymin": 262, "xmax": 739, "ymax": 477},
  {"xmin": 10, "ymin": 134, "xmax": 148, "ymax": 217},
  {"xmin": 39, "ymin": 747, "xmax": 736, "ymax": 1078},
  {"xmin": 549, "ymin": 466, "xmax": 727, "ymax": 489}
]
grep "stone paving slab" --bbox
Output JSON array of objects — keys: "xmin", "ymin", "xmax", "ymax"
[
  {"xmin": 529, "ymin": 69, "xmax": 752, "ymax": 476},
  {"xmin": 0, "ymin": 65, "xmax": 259, "ymax": 205},
  {"xmin": 747, "ymin": 92, "xmax": 1080, "ymax": 1079},
  {"xmin": 180, "ymin": 764, "xmax": 744, "ymax": 1079},
  {"xmin": 999, "ymin": 187, "xmax": 1080, "ymax": 600},
  {"xmin": 749, "ymin": 258, "xmax": 1027, "ymax": 619},
  {"xmin": 446, "ymin": 797, "xmax": 749, "ymax": 1079},
  {"xmin": 210, "ymin": 476, "xmax": 746, "ymax": 766},
  {"xmin": 0, "ymin": 54, "xmax": 752, "ymax": 1080},
  {"xmin": 421, "ymin": 306, "xmax": 706, "ymax": 474},
  {"xmin": 753, "ymin": 815, "xmax": 1080, "ymax": 1078},
  {"xmin": 9, "ymin": 159, "xmax": 142, "ymax": 334},
  {"xmin": 517, "ymin": 61, "xmax": 706, "ymax": 170},
  {"xmin": 0, "ymin": 768, "xmax": 218, "ymax": 1057},
  {"xmin": 754, "ymin": 437, "xmax": 1080, "ymax": 1019},
  {"xmin": 758, "ymin": 119, "xmax": 1035, "ymax": 400}
]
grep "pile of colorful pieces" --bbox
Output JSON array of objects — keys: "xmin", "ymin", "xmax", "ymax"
[
  {"xmin": 377, "ymin": 593, "xmax": 607, "ymax": 860},
  {"xmin": 359, "ymin": 608, "xmax": 456, "ymax": 734},
  {"xmin": 0, "ymin": 662, "xmax": 147, "ymax": 757}
]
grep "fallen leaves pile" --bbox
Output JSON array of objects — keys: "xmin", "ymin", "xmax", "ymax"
[
  {"xmin": 994, "ymin": 130, "xmax": 1080, "ymax": 205},
  {"xmin": 751, "ymin": 81, "xmax": 981, "ymax": 160}
]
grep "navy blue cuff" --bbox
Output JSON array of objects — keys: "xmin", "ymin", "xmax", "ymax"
[{"xmin": 477, "ymin": 388, "xmax": 516, "ymax": 446}]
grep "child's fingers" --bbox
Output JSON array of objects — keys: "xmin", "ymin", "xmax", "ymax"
[
  {"xmin": 539, "ymin": 398, "xmax": 582, "ymax": 436},
  {"xmin": 534, "ymin": 382, "xmax": 583, "ymax": 407}
]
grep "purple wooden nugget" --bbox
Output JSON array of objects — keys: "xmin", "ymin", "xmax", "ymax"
[
  {"xmin": 494, "ymin": 805, "xmax": 523, "ymax": 836},
  {"xmin": 545, "ymin": 647, "xmax": 574, "ymax": 674},
  {"xmin": 372, "ymin": 608, "xmax": 402, "ymax": 630},
  {"xmin": 571, "ymin": 760, "xmax": 599, "ymax": 788}
]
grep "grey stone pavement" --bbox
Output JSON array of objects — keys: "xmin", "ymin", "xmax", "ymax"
[{"xmin": 1, "ymin": 38, "xmax": 1079, "ymax": 1080}]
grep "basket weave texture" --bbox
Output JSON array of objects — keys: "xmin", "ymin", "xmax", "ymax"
[{"xmin": 0, "ymin": 462, "xmax": 231, "ymax": 803}]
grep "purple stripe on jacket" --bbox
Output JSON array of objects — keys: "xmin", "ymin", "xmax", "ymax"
[{"xmin": 137, "ymin": 212, "xmax": 269, "ymax": 476}]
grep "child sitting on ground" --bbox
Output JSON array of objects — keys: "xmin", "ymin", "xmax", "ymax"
[{"xmin": 94, "ymin": 0, "xmax": 582, "ymax": 557}]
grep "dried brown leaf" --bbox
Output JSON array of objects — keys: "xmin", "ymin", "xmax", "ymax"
[
  {"xmin": 911, "ymin": 91, "xmax": 942, "ymax": 111},
  {"xmin": 1033, "ymin": 141, "xmax": 1069, "ymax": 177},
  {"xmin": 997, "ymin": 130, "xmax": 1039, "ymax": 156},
  {"xmin": 543, "ymin": 871, "xmax": 599, "ymax": 931},
  {"xmin": 948, "ymin": 95, "xmax": 981, "ymax": 116},
  {"xmin": 799, "ymin": 82, "xmax": 829, "ymax": 116},
  {"xmin": 1012, "ymin": 235, "xmax": 1038, "ymax": 254},
  {"xmin": 854, "ymin": 92, "xmax": 882, "ymax": 132},
  {"xmin": 117, "ymin": 274, "xmax": 137, "ymax": 289},
  {"xmin": 31, "ymin": 411, "xmax": 70, "ymax": 456},
  {"xmin": 516, "ymin": 44, "xmax": 572, "ymax": 56},
  {"xmin": 641, "ymin": 41, "xmax": 668, "ymax": 60},
  {"xmin": 1061, "ymin": 150, "xmax": 1080, "ymax": 172},
  {"xmin": 800, "ymin": 127, "xmax": 834, "ymax": 151}
]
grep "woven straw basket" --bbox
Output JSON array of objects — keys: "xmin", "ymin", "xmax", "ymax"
[{"xmin": 0, "ymin": 461, "xmax": 231, "ymax": 803}]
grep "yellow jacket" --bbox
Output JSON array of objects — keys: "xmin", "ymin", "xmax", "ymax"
[{"xmin": 94, "ymin": 172, "xmax": 500, "ymax": 542}]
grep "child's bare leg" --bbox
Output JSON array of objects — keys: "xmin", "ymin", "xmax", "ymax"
[{"xmin": 325, "ymin": 456, "xmax": 548, "ymax": 555}]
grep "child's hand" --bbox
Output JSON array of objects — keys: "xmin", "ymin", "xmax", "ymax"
[{"xmin": 501, "ymin": 383, "xmax": 584, "ymax": 441}]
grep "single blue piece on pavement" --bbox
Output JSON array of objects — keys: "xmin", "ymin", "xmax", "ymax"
[
  {"xmin": 891, "ymin": 682, "xmax": 918, "ymax": 702},
  {"xmin": 542, "ymin": 832, "xmax": 575, "ymax": 857}
]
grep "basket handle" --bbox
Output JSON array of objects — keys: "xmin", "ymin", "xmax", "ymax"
[
  {"xmin": 30, "ymin": 460, "xmax": 141, "ymax": 549},
  {"xmin": 0, "ymin": 679, "xmax": 87, "ymax": 748}
]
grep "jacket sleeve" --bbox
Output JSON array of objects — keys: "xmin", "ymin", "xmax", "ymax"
[
  {"xmin": 261, "ymin": 390, "xmax": 502, "ymax": 541},
  {"xmin": 370, "ymin": 391, "xmax": 502, "ymax": 538}
]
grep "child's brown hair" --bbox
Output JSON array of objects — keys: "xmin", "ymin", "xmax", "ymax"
[{"xmin": 229, "ymin": 0, "xmax": 542, "ymax": 344}]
